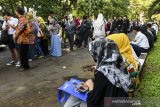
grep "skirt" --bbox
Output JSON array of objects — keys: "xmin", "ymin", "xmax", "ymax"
[{"xmin": 50, "ymin": 34, "xmax": 62, "ymax": 57}]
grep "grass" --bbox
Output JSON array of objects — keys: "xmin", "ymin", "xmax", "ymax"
[{"xmin": 136, "ymin": 32, "xmax": 160, "ymax": 97}]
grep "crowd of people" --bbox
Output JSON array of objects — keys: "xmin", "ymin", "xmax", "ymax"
[
  {"xmin": 2, "ymin": 8, "xmax": 63, "ymax": 71},
  {"xmin": 63, "ymin": 14, "xmax": 159, "ymax": 107},
  {"xmin": 1, "ymin": 7, "xmax": 159, "ymax": 106}
]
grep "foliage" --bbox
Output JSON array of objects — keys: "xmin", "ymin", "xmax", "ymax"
[
  {"xmin": 148, "ymin": 0, "xmax": 160, "ymax": 18},
  {"xmin": 0, "ymin": 0, "xmax": 130, "ymax": 20},
  {"xmin": 0, "ymin": 0, "xmax": 159, "ymax": 20},
  {"xmin": 136, "ymin": 32, "xmax": 160, "ymax": 97},
  {"xmin": 129, "ymin": 0, "xmax": 155, "ymax": 20}
]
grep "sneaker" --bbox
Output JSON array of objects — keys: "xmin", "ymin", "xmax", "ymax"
[
  {"xmin": 38, "ymin": 56, "xmax": 44, "ymax": 59},
  {"xmin": 6, "ymin": 61, "xmax": 16, "ymax": 66},
  {"xmin": 28, "ymin": 59, "xmax": 33, "ymax": 62},
  {"xmin": 15, "ymin": 61, "xmax": 21, "ymax": 67},
  {"xmin": 70, "ymin": 47, "xmax": 73, "ymax": 51}
]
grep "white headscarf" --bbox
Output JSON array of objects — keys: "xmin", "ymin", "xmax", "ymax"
[
  {"xmin": 69, "ymin": 14, "xmax": 73, "ymax": 21},
  {"xmin": 93, "ymin": 13, "xmax": 106, "ymax": 38},
  {"xmin": 94, "ymin": 13, "xmax": 105, "ymax": 28}
]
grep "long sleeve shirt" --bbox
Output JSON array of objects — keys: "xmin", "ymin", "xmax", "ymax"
[{"xmin": 131, "ymin": 31, "xmax": 150, "ymax": 49}]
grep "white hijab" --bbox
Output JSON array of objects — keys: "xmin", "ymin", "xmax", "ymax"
[
  {"xmin": 94, "ymin": 14, "xmax": 105, "ymax": 28},
  {"xmin": 69, "ymin": 14, "xmax": 73, "ymax": 22},
  {"xmin": 93, "ymin": 14, "xmax": 106, "ymax": 38}
]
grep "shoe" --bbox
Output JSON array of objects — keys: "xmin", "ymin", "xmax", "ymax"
[
  {"xmin": 19, "ymin": 67, "xmax": 30, "ymax": 72},
  {"xmin": 28, "ymin": 59, "xmax": 33, "ymax": 62},
  {"xmin": 6, "ymin": 61, "xmax": 16, "ymax": 66},
  {"xmin": 19, "ymin": 68, "xmax": 25, "ymax": 71},
  {"xmin": 77, "ymin": 46, "xmax": 81, "ymax": 48},
  {"xmin": 15, "ymin": 61, "xmax": 21, "ymax": 67},
  {"xmin": 38, "ymin": 56, "xmax": 44, "ymax": 59},
  {"xmin": 70, "ymin": 48, "xmax": 73, "ymax": 51}
]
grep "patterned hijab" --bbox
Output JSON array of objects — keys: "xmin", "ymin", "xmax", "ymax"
[
  {"xmin": 89, "ymin": 38, "xmax": 130, "ymax": 93},
  {"xmin": 107, "ymin": 33, "xmax": 138, "ymax": 70}
]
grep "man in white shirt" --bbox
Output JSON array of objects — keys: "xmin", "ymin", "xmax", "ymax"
[
  {"xmin": 2, "ymin": 12, "xmax": 19, "ymax": 66},
  {"xmin": 131, "ymin": 26, "xmax": 150, "ymax": 57}
]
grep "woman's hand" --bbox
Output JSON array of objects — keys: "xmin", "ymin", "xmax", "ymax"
[
  {"xmin": 13, "ymin": 32, "xmax": 17, "ymax": 41},
  {"xmin": 79, "ymin": 82, "xmax": 89, "ymax": 91},
  {"xmin": 85, "ymin": 79, "xmax": 94, "ymax": 91}
]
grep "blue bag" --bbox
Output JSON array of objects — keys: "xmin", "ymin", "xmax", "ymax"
[{"xmin": 57, "ymin": 78, "xmax": 88, "ymax": 105}]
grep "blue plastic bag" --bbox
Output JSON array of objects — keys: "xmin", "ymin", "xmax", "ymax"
[{"xmin": 57, "ymin": 78, "xmax": 88, "ymax": 105}]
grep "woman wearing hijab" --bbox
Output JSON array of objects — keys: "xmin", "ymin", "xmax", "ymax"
[
  {"xmin": 107, "ymin": 33, "xmax": 138, "ymax": 70},
  {"xmin": 64, "ymin": 38, "xmax": 130, "ymax": 107},
  {"xmin": 107, "ymin": 33, "xmax": 139, "ymax": 87},
  {"xmin": 26, "ymin": 13, "xmax": 37, "ymax": 61},
  {"xmin": 49, "ymin": 19, "xmax": 62, "ymax": 57},
  {"xmin": 93, "ymin": 13, "xmax": 106, "ymax": 39},
  {"xmin": 37, "ymin": 17, "xmax": 49, "ymax": 56},
  {"xmin": 140, "ymin": 24, "xmax": 154, "ymax": 49},
  {"xmin": 65, "ymin": 14, "xmax": 75, "ymax": 51}
]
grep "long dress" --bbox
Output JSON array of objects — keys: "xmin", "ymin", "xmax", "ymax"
[{"xmin": 50, "ymin": 34, "xmax": 62, "ymax": 57}]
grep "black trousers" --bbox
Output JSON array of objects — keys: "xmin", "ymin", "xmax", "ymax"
[
  {"xmin": 19, "ymin": 44, "xmax": 30, "ymax": 69},
  {"xmin": 131, "ymin": 43, "xmax": 148, "ymax": 57},
  {"xmin": 41, "ymin": 39, "xmax": 49, "ymax": 56},
  {"xmin": 67, "ymin": 33, "xmax": 74, "ymax": 50},
  {"xmin": 78, "ymin": 32, "xmax": 89, "ymax": 47}
]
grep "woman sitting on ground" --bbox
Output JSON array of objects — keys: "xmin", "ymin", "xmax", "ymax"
[
  {"xmin": 107, "ymin": 33, "xmax": 139, "ymax": 88},
  {"xmin": 140, "ymin": 24, "xmax": 154, "ymax": 49},
  {"xmin": 130, "ymin": 26, "xmax": 150, "ymax": 57},
  {"xmin": 64, "ymin": 37, "xmax": 130, "ymax": 107},
  {"xmin": 107, "ymin": 33, "xmax": 138, "ymax": 70}
]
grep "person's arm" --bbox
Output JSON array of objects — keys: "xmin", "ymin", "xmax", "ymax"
[
  {"xmin": 70, "ymin": 20, "xmax": 75, "ymax": 29},
  {"xmin": 15, "ymin": 19, "xmax": 26, "ymax": 37},
  {"xmin": 58, "ymin": 24, "xmax": 62, "ymax": 36},
  {"xmin": 102, "ymin": 24, "xmax": 106, "ymax": 36},
  {"xmin": 6, "ymin": 22, "xmax": 17, "ymax": 29},
  {"xmin": 2, "ymin": 21, "xmax": 8, "ymax": 31},
  {"xmin": 30, "ymin": 23, "xmax": 36, "ymax": 34},
  {"xmin": 87, "ymin": 72, "xmax": 107, "ymax": 106},
  {"xmin": 131, "ymin": 34, "xmax": 142, "ymax": 44}
]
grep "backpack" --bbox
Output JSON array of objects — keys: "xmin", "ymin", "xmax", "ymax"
[
  {"xmin": 1, "ymin": 30, "xmax": 9, "ymax": 45},
  {"xmin": 40, "ymin": 23, "xmax": 50, "ymax": 38},
  {"xmin": 44, "ymin": 24, "xmax": 50, "ymax": 38},
  {"xmin": 80, "ymin": 20, "xmax": 91, "ymax": 34}
]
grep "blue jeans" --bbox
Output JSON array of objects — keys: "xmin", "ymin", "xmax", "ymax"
[
  {"xmin": 64, "ymin": 95, "xmax": 87, "ymax": 107},
  {"xmin": 35, "ymin": 38, "xmax": 44, "ymax": 56}
]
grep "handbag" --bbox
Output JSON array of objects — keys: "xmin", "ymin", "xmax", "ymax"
[
  {"xmin": 37, "ymin": 28, "xmax": 44, "ymax": 37},
  {"xmin": 123, "ymin": 58, "xmax": 138, "ymax": 77},
  {"xmin": 57, "ymin": 78, "xmax": 88, "ymax": 105},
  {"xmin": 1, "ymin": 31, "xmax": 9, "ymax": 45},
  {"xmin": 27, "ymin": 34, "xmax": 35, "ymax": 44}
]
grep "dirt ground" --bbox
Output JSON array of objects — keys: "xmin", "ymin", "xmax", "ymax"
[
  {"xmin": 0, "ymin": 33, "xmax": 134, "ymax": 107},
  {"xmin": 0, "ymin": 47, "xmax": 94, "ymax": 107}
]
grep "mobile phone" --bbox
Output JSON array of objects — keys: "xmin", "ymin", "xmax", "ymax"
[{"xmin": 72, "ymin": 82, "xmax": 87, "ymax": 93}]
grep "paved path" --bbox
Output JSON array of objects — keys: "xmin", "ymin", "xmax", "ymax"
[
  {"xmin": 0, "ymin": 47, "xmax": 93, "ymax": 107},
  {"xmin": 0, "ymin": 48, "xmax": 11, "ymax": 68},
  {"xmin": 0, "ymin": 33, "xmax": 134, "ymax": 107}
]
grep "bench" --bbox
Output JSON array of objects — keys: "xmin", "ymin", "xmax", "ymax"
[
  {"xmin": 138, "ymin": 53, "xmax": 148, "ymax": 72},
  {"xmin": 128, "ymin": 53, "xmax": 148, "ymax": 98}
]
